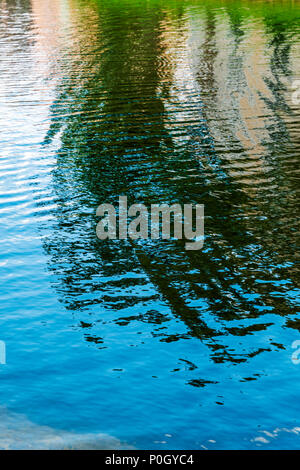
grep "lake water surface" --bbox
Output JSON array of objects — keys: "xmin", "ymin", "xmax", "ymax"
[{"xmin": 0, "ymin": 0, "xmax": 300, "ymax": 449}]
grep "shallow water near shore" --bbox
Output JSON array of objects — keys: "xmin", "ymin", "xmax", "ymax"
[
  {"xmin": 0, "ymin": 407, "xmax": 133, "ymax": 449},
  {"xmin": 0, "ymin": 0, "xmax": 300, "ymax": 449}
]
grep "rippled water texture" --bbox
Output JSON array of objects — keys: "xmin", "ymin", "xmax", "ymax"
[{"xmin": 0, "ymin": 0, "xmax": 299, "ymax": 449}]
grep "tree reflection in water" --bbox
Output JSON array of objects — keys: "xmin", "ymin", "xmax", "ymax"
[{"xmin": 43, "ymin": 0, "xmax": 300, "ymax": 370}]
